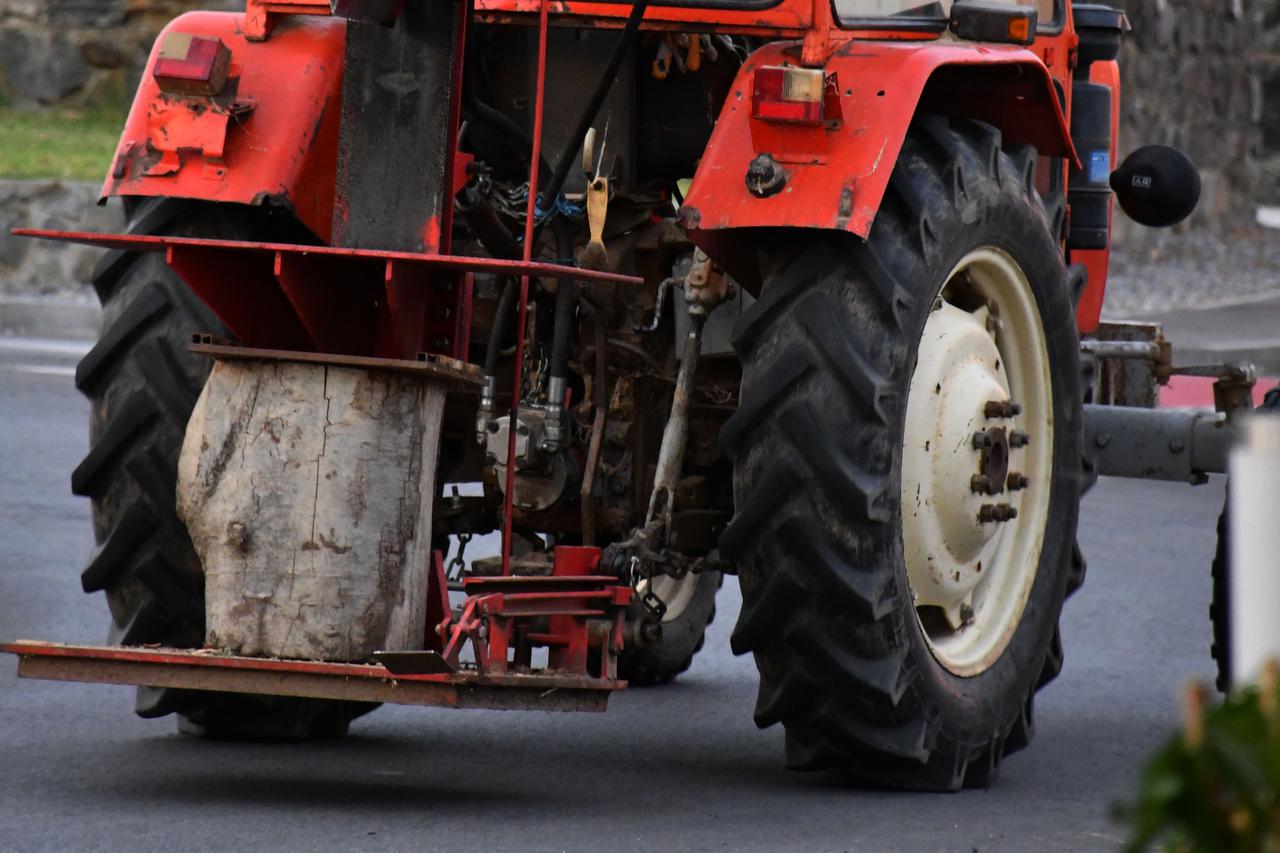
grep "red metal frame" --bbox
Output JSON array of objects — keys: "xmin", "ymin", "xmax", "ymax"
[
  {"xmin": 6, "ymin": 0, "xmax": 1128, "ymax": 714},
  {"xmin": 3, "ymin": 544, "xmax": 631, "ymax": 704},
  {"xmin": 500, "ymin": 0, "xmax": 552, "ymax": 577},
  {"xmin": 15, "ymin": 229, "xmax": 639, "ymax": 360},
  {"xmin": 1, "ymin": 641, "xmax": 618, "ymax": 711}
]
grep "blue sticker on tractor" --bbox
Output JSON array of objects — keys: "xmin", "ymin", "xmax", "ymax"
[{"xmin": 1089, "ymin": 150, "xmax": 1111, "ymax": 185}]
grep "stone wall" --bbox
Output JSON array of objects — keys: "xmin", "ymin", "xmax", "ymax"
[
  {"xmin": 1116, "ymin": 0, "xmax": 1278, "ymax": 244},
  {"xmin": 0, "ymin": 180, "xmax": 118, "ymax": 298},
  {"xmin": 0, "ymin": 0, "xmax": 236, "ymax": 106}
]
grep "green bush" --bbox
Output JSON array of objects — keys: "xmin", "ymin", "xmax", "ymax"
[{"xmin": 1122, "ymin": 666, "xmax": 1280, "ymax": 852}]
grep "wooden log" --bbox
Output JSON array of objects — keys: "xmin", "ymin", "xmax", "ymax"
[{"xmin": 176, "ymin": 359, "xmax": 444, "ymax": 662}]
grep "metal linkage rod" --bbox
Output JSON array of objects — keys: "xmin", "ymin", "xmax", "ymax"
[{"xmin": 501, "ymin": 0, "xmax": 551, "ymax": 577}]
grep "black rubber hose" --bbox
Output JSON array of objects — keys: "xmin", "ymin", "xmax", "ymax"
[
  {"xmin": 534, "ymin": 0, "xmax": 651, "ymax": 243},
  {"xmin": 484, "ymin": 277, "xmax": 518, "ymax": 378},
  {"xmin": 548, "ymin": 217, "xmax": 576, "ymax": 386},
  {"xmin": 457, "ymin": 186, "xmax": 521, "ymax": 260},
  {"xmin": 462, "ymin": 73, "xmax": 552, "ymax": 184},
  {"xmin": 477, "ymin": 200, "xmax": 571, "ymax": 382}
]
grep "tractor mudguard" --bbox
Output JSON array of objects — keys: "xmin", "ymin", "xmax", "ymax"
[
  {"xmin": 682, "ymin": 40, "xmax": 1078, "ymax": 288},
  {"xmin": 103, "ymin": 12, "xmax": 346, "ymax": 242}
]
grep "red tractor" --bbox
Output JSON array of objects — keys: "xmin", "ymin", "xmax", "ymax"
[{"xmin": 4, "ymin": 0, "xmax": 1212, "ymax": 790}]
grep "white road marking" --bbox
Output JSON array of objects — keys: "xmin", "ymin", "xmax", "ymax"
[
  {"xmin": 0, "ymin": 337, "xmax": 92, "ymax": 357},
  {"xmin": 3, "ymin": 364, "xmax": 77, "ymax": 378}
]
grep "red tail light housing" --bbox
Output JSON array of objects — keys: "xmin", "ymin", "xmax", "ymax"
[
  {"xmin": 153, "ymin": 33, "xmax": 232, "ymax": 97},
  {"xmin": 751, "ymin": 66, "xmax": 841, "ymax": 126}
]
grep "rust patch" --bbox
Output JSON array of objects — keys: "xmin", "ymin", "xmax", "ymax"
[{"xmin": 835, "ymin": 180, "xmax": 856, "ymax": 229}]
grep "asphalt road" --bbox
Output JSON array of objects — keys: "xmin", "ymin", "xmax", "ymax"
[{"xmin": 0, "ymin": 336, "xmax": 1223, "ymax": 852}]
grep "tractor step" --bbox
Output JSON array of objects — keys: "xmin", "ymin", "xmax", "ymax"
[{"xmin": 0, "ymin": 641, "xmax": 621, "ymax": 712}]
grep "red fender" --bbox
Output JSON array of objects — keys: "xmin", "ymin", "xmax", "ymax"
[
  {"xmin": 102, "ymin": 12, "xmax": 346, "ymax": 242},
  {"xmin": 682, "ymin": 40, "xmax": 1078, "ymax": 289}
]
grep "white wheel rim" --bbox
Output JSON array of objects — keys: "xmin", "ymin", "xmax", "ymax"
[
  {"xmin": 900, "ymin": 247, "xmax": 1053, "ymax": 677},
  {"xmin": 637, "ymin": 574, "xmax": 701, "ymax": 622}
]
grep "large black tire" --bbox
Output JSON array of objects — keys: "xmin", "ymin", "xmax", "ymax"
[
  {"xmin": 720, "ymin": 116, "xmax": 1087, "ymax": 791},
  {"xmin": 1210, "ymin": 385, "xmax": 1280, "ymax": 692},
  {"xmin": 76, "ymin": 199, "xmax": 374, "ymax": 738},
  {"xmin": 618, "ymin": 571, "xmax": 721, "ymax": 685}
]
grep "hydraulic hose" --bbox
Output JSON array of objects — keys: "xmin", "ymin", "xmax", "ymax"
[
  {"xmin": 533, "ymin": 0, "xmax": 650, "ymax": 243},
  {"xmin": 457, "ymin": 186, "xmax": 521, "ymax": 260},
  {"xmin": 547, "ymin": 217, "xmax": 576, "ymax": 404}
]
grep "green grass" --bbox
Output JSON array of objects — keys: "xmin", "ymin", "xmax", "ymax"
[{"xmin": 0, "ymin": 97, "xmax": 128, "ymax": 182}]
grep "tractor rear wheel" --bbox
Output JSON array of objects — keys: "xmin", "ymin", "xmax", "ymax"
[
  {"xmin": 76, "ymin": 199, "xmax": 374, "ymax": 738},
  {"xmin": 721, "ymin": 117, "xmax": 1086, "ymax": 790}
]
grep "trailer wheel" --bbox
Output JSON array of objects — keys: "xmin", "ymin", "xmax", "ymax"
[
  {"xmin": 1210, "ymin": 385, "xmax": 1280, "ymax": 692},
  {"xmin": 619, "ymin": 570, "xmax": 722, "ymax": 685},
  {"xmin": 721, "ymin": 117, "xmax": 1085, "ymax": 790},
  {"xmin": 75, "ymin": 199, "xmax": 375, "ymax": 738}
]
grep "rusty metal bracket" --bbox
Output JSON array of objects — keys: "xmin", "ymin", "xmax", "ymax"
[
  {"xmin": 189, "ymin": 334, "xmax": 485, "ymax": 386},
  {"xmin": 1, "ymin": 641, "xmax": 616, "ymax": 712}
]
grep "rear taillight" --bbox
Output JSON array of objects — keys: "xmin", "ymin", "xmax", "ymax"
[
  {"xmin": 153, "ymin": 33, "xmax": 231, "ymax": 97},
  {"xmin": 752, "ymin": 66, "xmax": 834, "ymax": 125}
]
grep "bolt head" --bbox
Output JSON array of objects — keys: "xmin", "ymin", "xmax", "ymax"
[{"xmin": 972, "ymin": 431, "xmax": 992, "ymax": 449}]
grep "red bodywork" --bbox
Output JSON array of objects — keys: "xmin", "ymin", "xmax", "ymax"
[
  {"xmin": 105, "ymin": 12, "xmax": 346, "ymax": 242},
  {"xmin": 9, "ymin": 0, "xmax": 1121, "ymax": 699},
  {"xmin": 105, "ymin": 3, "xmax": 1105, "ymax": 316},
  {"xmin": 683, "ymin": 39, "xmax": 1077, "ymax": 254}
]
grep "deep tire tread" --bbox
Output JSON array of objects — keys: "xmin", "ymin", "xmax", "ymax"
[
  {"xmin": 79, "ymin": 201, "xmax": 373, "ymax": 738},
  {"xmin": 724, "ymin": 115, "xmax": 1084, "ymax": 791}
]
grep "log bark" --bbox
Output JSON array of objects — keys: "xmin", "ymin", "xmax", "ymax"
[{"xmin": 177, "ymin": 359, "xmax": 444, "ymax": 662}]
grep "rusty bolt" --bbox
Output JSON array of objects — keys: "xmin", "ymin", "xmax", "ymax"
[
  {"xmin": 972, "ymin": 431, "xmax": 992, "ymax": 450},
  {"xmin": 1007, "ymin": 472, "xmax": 1029, "ymax": 491},
  {"xmin": 1009, "ymin": 430, "xmax": 1030, "ymax": 448},
  {"xmin": 971, "ymin": 474, "xmax": 994, "ymax": 495},
  {"xmin": 984, "ymin": 400, "xmax": 1023, "ymax": 419},
  {"xmin": 978, "ymin": 503, "xmax": 1019, "ymax": 523}
]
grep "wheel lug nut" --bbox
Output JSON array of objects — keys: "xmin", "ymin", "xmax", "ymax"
[
  {"xmin": 978, "ymin": 503, "xmax": 1018, "ymax": 523},
  {"xmin": 1007, "ymin": 472, "xmax": 1029, "ymax": 491},
  {"xmin": 971, "ymin": 474, "xmax": 994, "ymax": 494},
  {"xmin": 1009, "ymin": 430, "xmax": 1030, "ymax": 448},
  {"xmin": 983, "ymin": 400, "xmax": 1022, "ymax": 419},
  {"xmin": 972, "ymin": 431, "xmax": 992, "ymax": 449}
]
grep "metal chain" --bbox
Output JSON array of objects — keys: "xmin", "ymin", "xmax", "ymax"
[
  {"xmin": 627, "ymin": 555, "xmax": 668, "ymax": 622},
  {"xmin": 447, "ymin": 532, "xmax": 473, "ymax": 582}
]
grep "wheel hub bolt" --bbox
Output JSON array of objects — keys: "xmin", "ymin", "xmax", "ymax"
[
  {"xmin": 971, "ymin": 474, "xmax": 995, "ymax": 494},
  {"xmin": 978, "ymin": 503, "xmax": 1018, "ymax": 523},
  {"xmin": 972, "ymin": 431, "xmax": 992, "ymax": 449},
  {"xmin": 1007, "ymin": 472, "xmax": 1029, "ymax": 491},
  {"xmin": 1009, "ymin": 430, "xmax": 1030, "ymax": 448},
  {"xmin": 984, "ymin": 400, "xmax": 1022, "ymax": 419}
]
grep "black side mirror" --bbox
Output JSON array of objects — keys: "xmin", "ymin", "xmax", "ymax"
[{"xmin": 1109, "ymin": 145, "xmax": 1200, "ymax": 228}]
